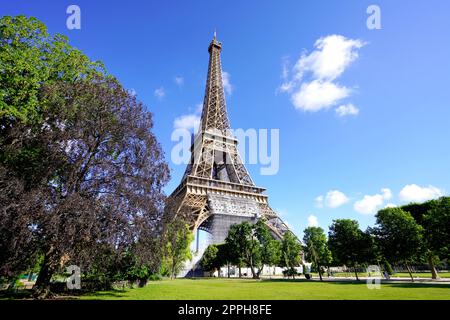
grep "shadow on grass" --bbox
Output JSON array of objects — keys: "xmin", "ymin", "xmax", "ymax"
[{"xmin": 84, "ymin": 290, "xmax": 129, "ymax": 299}]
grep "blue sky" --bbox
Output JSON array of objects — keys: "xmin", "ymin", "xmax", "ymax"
[{"xmin": 3, "ymin": 0, "xmax": 450, "ymax": 238}]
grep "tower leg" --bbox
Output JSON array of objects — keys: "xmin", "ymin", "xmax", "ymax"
[{"xmin": 196, "ymin": 228, "xmax": 200, "ymax": 253}]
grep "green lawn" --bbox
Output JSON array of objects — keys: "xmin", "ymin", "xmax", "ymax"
[{"xmin": 82, "ymin": 278, "xmax": 450, "ymax": 300}]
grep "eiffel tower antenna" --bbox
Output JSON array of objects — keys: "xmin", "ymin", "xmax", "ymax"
[{"xmin": 167, "ymin": 35, "xmax": 293, "ymax": 249}]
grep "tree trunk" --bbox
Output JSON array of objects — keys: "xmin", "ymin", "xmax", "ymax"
[
  {"xmin": 238, "ymin": 265, "xmax": 242, "ymax": 278},
  {"xmin": 227, "ymin": 263, "xmax": 230, "ymax": 278},
  {"xmin": 317, "ymin": 261, "xmax": 323, "ymax": 281},
  {"xmin": 249, "ymin": 264, "xmax": 258, "ymax": 279},
  {"xmin": 428, "ymin": 254, "xmax": 440, "ymax": 280},
  {"xmin": 33, "ymin": 254, "xmax": 54, "ymax": 299},
  {"xmin": 405, "ymin": 263, "xmax": 414, "ymax": 282},
  {"xmin": 354, "ymin": 267, "xmax": 359, "ymax": 281}
]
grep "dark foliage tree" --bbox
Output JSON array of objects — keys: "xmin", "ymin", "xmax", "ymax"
[
  {"xmin": 1, "ymin": 77, "xmax": 169, "ymax": 297},
  {"xmin": 0, "ymin": 16, "xmax": 170, "ymax": 298}
]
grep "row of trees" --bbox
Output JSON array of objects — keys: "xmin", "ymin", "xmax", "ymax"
[
  {"xmin": 200, "ymin": 197, "xmax": 449, "ymax": 281},
  {"xmin": 201, "ymin": 220, "xmax": 302, "ymax": 279},
  {"xmin": 0, "ymin": 16, "xmax": 175, "ymax": 297},
  {"xmin": 303, "ymin": 197, "xmax": 450, "ymax": 281}
]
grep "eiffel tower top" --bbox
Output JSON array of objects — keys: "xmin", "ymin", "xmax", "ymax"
[{"xmin": 200, "ymin": 33, "xmax": 231, "ymax": 136}]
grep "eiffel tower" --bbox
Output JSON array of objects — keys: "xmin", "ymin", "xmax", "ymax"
[{"xmin": 168, "ymin": 34, "xmax": 292, "ymax": 244}]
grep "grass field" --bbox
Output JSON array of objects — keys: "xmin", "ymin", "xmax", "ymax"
[{"xmin": 82, "ymin": 278, "xmax": 450, "ymax": 300}]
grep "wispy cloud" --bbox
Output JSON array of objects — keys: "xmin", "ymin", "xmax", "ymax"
[
  {"xmin": 154, "ymin": 86, "xmax": 166, "ymax": 99},
  {"xmin": 336, "ymin": 103, "xmax": 359, "ymax": 117},
  {"xmin": 222, "ymin": 71, "xmax": 233, "ymax": 95},
  {"xmin": 174, "ymin": 76, "xmax": 184, "ymax": 86}
]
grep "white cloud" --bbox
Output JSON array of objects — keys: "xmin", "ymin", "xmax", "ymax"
[
  {"xmin": 173, "ymin": 103, "xmax": 203, "ymax": 133},
  {"xmin": 384, "ymin": 203, "xmax": 397, "ymax": 209},
  {"xmin": 291, "ymin": 80, "xmax": 350, "ymax": 111},
  {"xmin": 293, "ymin": 35, "xmax": 365, "ymax": 81},
  {"xmin": 222, "ymin": 71, "xmax": 233, "ymax": 95},
  {"xmin": 154, "ymin": 86, "xmax": 165, "ymax": 99},
  {"xmin": 325, "ymin": 190, "xmax": 349, "ymax": 208},
  {"xmin": 336, "ymin": 103, "xmax": 359, "ymax": 117},
  {"xmin": 315, "ymin": 190, "xmax": 349, "ymax": 208},
  {"xmin": 173, "ymin": 114, "xmax": 200, "ymax": 132},
  {"xmin": 354, "ymin": 188, "xmax": 392, "ymax": 215},
  {"xmin": 399, "ymin": 184, "xmax": 443, "ymax": 203},
  {"xmin": 280, "ymin": 34, "xmax": 365, "ymax": 114},
  {"xmin": 174, "ymin": 76, "xmax": 184, "ymax": 86},
  {"xmin": 307, "ymin": 214, "xmax": 319, "ymax": 227}
]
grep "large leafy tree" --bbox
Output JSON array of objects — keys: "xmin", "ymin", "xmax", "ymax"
[
  {"xmin": 328, "ymin": 219, "xmax": 370, "ymax": 280},
  {"xmin": 373, "ymin": 207, "xmax": 423, "ymax": 281},
  {"xmin": 0, "ymin": 16, "xmax": 170, "ymax": 298},
  {"xmin": 303, "ymin": 227, "xmax": 332, "ymax": 281}
]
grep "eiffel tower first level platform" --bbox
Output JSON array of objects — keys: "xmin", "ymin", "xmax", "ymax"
[{"xmin": 167, "ymin": 35, "xmax": 292, "ymax": 244}]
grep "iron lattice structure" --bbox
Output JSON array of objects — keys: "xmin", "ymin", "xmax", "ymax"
[{"xmin": 167, "ymin": 35, "xmax": 292, "ymax": 243}]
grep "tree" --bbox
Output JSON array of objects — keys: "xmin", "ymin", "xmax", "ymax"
[
  {"xmin": 0, "ymin": 15, "xmax": 104, "ymax": 124},
  {"xmin": 373, "ymin": 208, "xmax": 423, "ymax": 281},
  {"xmin": 303, "ymin": 227, "xmax": 332, "ymax": 281},
  {"xmin": 0, "ymin": 16, "xmax": 170, "ymax": 297},
  {"xmin": 1, "ymin": 72, "xmax": 169, "ymax": 299},
  {"xmin": 200, "ymin": 245, "xmax": 219, "ymax": 276},
  {"xmin": 164, "ymin": 220, "xmax": 194, "ymax": 279},
  {"xmin": 328, "ymin": 219, "xmax": 368, "ymax": 280},
  {"xmin": 280, "ymin": 232, "xmax": 302, "ymax": 279},
  {"xmin": 253, "ymin": 220, "xmax": 281, "ymax": 278},
  {"xmin": 402, "ymin": 201, "xmax": 441, "ymax": 279},
  {"xmin": 424, "ymin": 197, "xmax": 450, "ymax": 261},
  {"xmin": 225, "ymin": 222, "xmax": 260, "ymax": 278},
  {"xmin": 216, "ymin": 243, "xmax": 237, "ymax": 278},
  {"xmin": 224, "ymin": 220, "xmax": 282, "ymax": 279}
]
